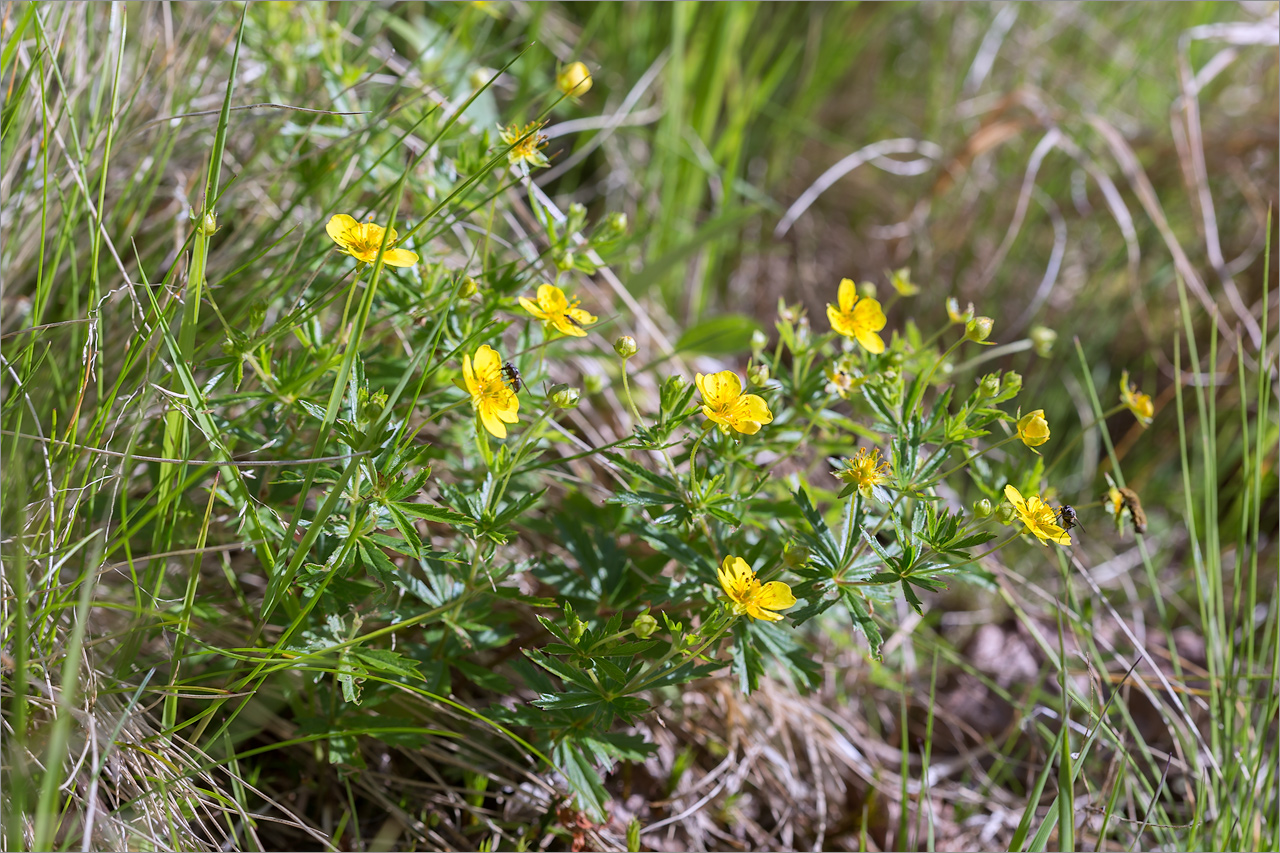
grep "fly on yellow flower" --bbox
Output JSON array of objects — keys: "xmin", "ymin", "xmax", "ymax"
[
  {"xmin": 834, "ymin": 447, "xmax": 892, "ymax": 500},
  {"xmin": 325, "ymin": 214, "xmax": 419, "ymax": 267},
  {"xmin": 500, "ymin": 121, "xmax": 550, "ymax": 173},
  {"xmin": 518, "ymin": 283, "xmax": 597, "ymax": 337},
  {"xmin": 1004, "ymin": 484, "xmax": 1071, "ymax": 546},
  {"xmin": 826, "ymin": 278, "xmax": 887, "ymax": 353},
  {"xmin": 695, "ymin": 371, "xmax": 773, "ymax": 435},
  {"xmin": 717, "ymin": 556, "xmax": 796, "ymax": 622},
  {"xmin": 1119, "ymin": 370, "xmax": 1154, "ymax": 426},
  {"xmin": 462, "ymin": 344, "xmax": 520, "ymax": 439},
  {"xmin": 1015, "ymin": 408, "xmax": 1051, "ymax": 450}
]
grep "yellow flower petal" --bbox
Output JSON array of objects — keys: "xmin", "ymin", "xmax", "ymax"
[
  {"xmin": 718, "ymin": 556, "xmax": 754, "ymax": 601},
  {"xmin": 854, "ymin": 329, "xmax": 885, "ymax": 354},
  {"xmin": 536, "ymin": 283, "xmax": 569, "ymax": 313},
  {"xmin": 382, "ymin": 247, "xmax": 419, "ymax": 267},
  {"xmin": 697, "ymin": 371, "xmax": 743, "ymax": 408},
  {"xmin": 519, "ymin": 295, "xmax": 548, "ymax": 320},
  {"xmin": 462, "ymin": 354, "xmax": 480, "ymax": 396},
  {"xmin": 838, "ymin": 277, "xmax": 857, "ymax": 312},
  {"xmin": 755, "ymin": 581, "xmax": 797, "ymax": 611},
  {"xmin": 472, "ymin": 345, "xmax": 502, "ymax": 380},
  {"xmin": 480, "ymin": 407, "xmax": 508, "ymax": 439},
  {"xmin": 326, "ymin": 213, "xmax": 358, "ymax": 245}
]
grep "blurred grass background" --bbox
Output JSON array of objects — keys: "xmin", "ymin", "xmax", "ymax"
[{"xmin": 1, "ymin": 1, "xmax": 1276, "ymax": 850}]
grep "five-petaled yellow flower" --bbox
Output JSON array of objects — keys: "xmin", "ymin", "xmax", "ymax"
[
  {"xmin": 826, "ymin": 278, "xmax": 887, "ymax": 353},
  {"xmin": 1004, "ymin": 484, "xmax": 1071, "ymax": 546},
  {"xmin": 500, "ymin": 121, "xmax": 550, "ymax": 173},
  {"xmin": 326, "ymin": 214, "xmax": 419, "ymax": 267},
  {"xmin": 519, "ymin": 283, "xmax": 597, "ymax": 337},
  {"xmin": 717, "ymin": 555, "xmax": 796, "ymax": 622},
  {"xmin": 1015, "ymin": 408, "xmax": 1051, "ymax": 450},
  {"xmin": 696, "ymin": 371, "xmax": 773, "ymax": 435},
  {"xmin": 834, "ymin": 447, "xmax": 892, "ymax": 499},
  {"xmin": 1119, "ymin": 370, "xmax": 1154, "ymax": 426},
  {"xmin": 463, "ymin": 345, "xmax": 520, "ymax": 439}
]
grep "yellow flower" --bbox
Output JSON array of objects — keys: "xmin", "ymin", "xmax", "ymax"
[
  {"xmin": 325, "ymin": 214, "xmax": 419, "ymax": 267},
  {"xmin": 826, "ymin": 278, "xmax": 887, "ymax": 353},
  {"xmin": 717, "ymin": 555, "xmax": 796, "ymax": 622},
  {"xmin": 518, "ymin": 283, "xmax": 597, "ymax": 337},
  {"xmin": 500, "ymin": 121, "xmax": 550, "ymax": 173},
  {"xmin": 695, "ymin": 371, "xmax": 773, "ymax": 435},
  {"xmin": 463, "ymin": 345, "xmax": 520, "ymax": 439},
  {"xmin": 889, "ymin": 267, "xmax": 919, "ymax": 296},
  {"xmin": 834, "ymin": 447, "xmax": 892, "ymax": 499},
  {"xmin": 1004, "ymin": 484, "xmax": 1071, "ymax": 546},
  {"xmin": 1119, "ymin": 370, "xmax": 1154, "ymax": 426},
  {"xmin": 556, "ymin": 61, "xmax": 592, "ymax": 97},
  {"xmin": 1015, "ymin": 408, "xmax": 1051, "ymax": 449}
]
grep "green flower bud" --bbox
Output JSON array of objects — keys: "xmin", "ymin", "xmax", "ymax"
[
  {"xmin": 973, "ymin": 498, "xmax": 993, "ymax": 518},
  {"xmin": 1000, "ymin": 371, "xmax": 1023, "ymax": 398},
  {"xmin": 631, "ymin": 612, "xmax": 658, "ymax": 639},
  {"xmin": 978, "ymin": 373, "xmax": 1001, "ymax": 399},
  {"xmin": 751, "ymin": 329, "xmax": 769, "ymax": 355},
  {"xmin": 458, "ymin": 276, "xmax": 478, "ymax": 298},
  {"xmin": 583, "ymin": 373, "xmax": 606, "ymax": 395},
  {"xmin": 748, "ymin": 362, "xmax": 770, "ymax": 387},
  {"xmin": 614, "ymin": 335, "xmax": 638, "ymax": 359},
  {"xmin": 193, "ymin": 208, "xmax": 218, "ymax": 237},
  {"xmin": 783, "ymin": 543, "xmax": 810, "ymax": 570},
  {"xmin": 551, "ymin": 385, "xmax": 581, "ymax": 409},
  {"xmin": 555, "ymin": 250, "xmax": 575, "ymax": 272},
  {"xmin": 997, "ymin": 501, "xmax": 1017, "ymax": 525},
  {"xmin": 965, "ymin": 315, "xmax": 994, "ymax": 343},
  {"xmin": 857, "ymin": 281, "xmax": 877, "ymax": 299},
  {"xmin": 1029, "ymin": 325, "xmax": 1057, "ymax": 358}
]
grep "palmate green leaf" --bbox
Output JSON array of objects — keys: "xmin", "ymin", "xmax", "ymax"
[{"xmin": 553, "ymin": 740, "xmax": 610, "ymax": 822}]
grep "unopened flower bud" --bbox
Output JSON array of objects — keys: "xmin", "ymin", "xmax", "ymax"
[
  {"xmin": 631, "ymin": 612, "xmax": 658, "ymax": 639},
  {"xmin": 783, "ymin": 544, "xmax": 810, "ymax": 570},
  {"xmin": 748, "ymin": 362, "xmax": 770, "ymax": 387},
  {"xmin": 614, "ymin": 335, "xmax": 638, "ymax": 359},
  {"xmin": 1029, "ymin": 325, "xmax": 1057, "ymax": 358},
  {"xmin": 965, "ymin": 315, "xmax": 994, "ymax": 342},
  {"xmin": 194, "ymin": 208, "xmax": 218, "ymax": 236},
  {"xmin": 458, "ymin": 276, "xmax": 478, "ymax": 298},
  {"xmin": 555, "ymin": 250, "xmax": 575, "ymax": 271},
  {"xmin": 583, "ymin": 373, "xmax": 606, "ymax": 395},
  {"xmin": 556, "ymin": 61, "xmax": 593, "ymax": 97},
  {"xmin": 1000, "ymin": 371, "xmax": 1023, "ymax": 398},
  {"xmin": 751, "ymin": 329, "xmax": 769, "ymax": 355},
  {"xmin": 551, "ymin": 386, "xmax": 581, "ymax": 409},
  {"xmin": 857, "ymin": 281, "xmax": 877, "ymax": 299},
  {"xmin": 997, "ymin": 501, "xmax": 1017, "ymax": 525},
  {"xmin": 973, "ymin": 498, "xmax": 993, "ymax": 518},
  {"xmin": 978, "ymin": 373, "xmax": 1001, "ymax": 399}
]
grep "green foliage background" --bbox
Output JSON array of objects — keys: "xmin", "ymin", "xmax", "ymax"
[{"xmin": 1, "ymin": 3, "xmax": 1276, "ymax": 851}]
